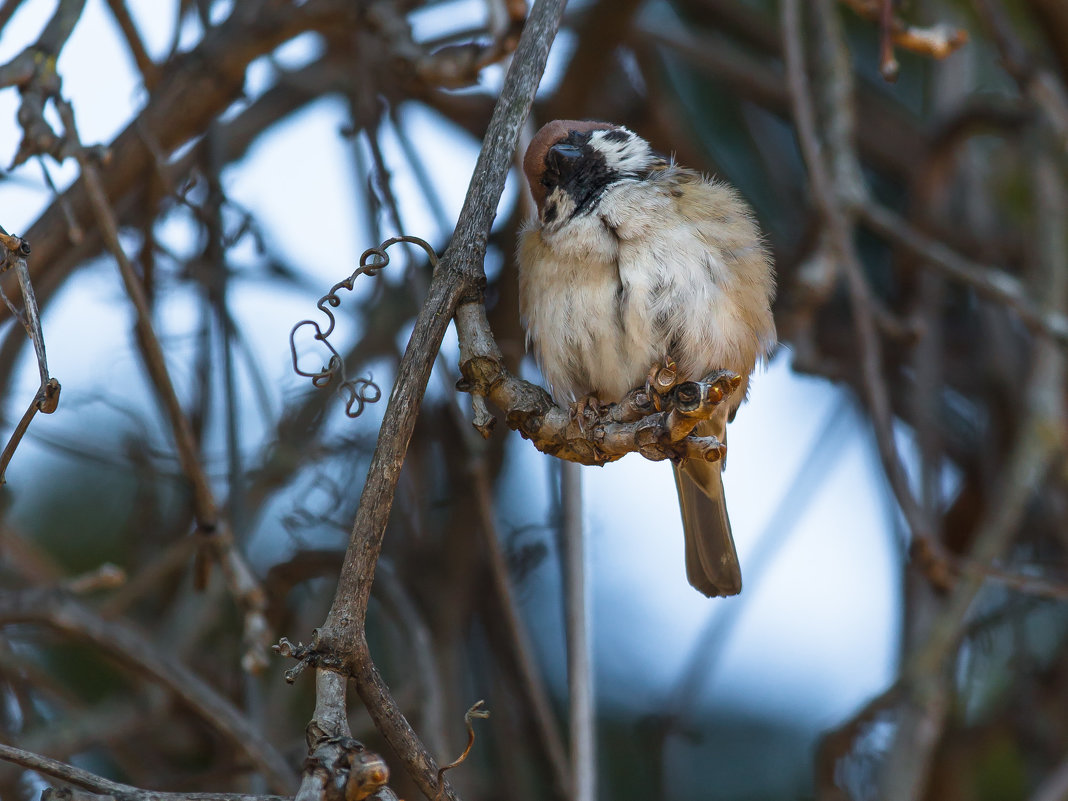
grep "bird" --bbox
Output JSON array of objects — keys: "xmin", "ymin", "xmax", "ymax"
[{"xmin": 517, "ymin": 120, "xmax": 776, "ymax": 597}]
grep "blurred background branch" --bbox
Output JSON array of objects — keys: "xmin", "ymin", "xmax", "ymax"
[{"xmin": 0, "ymin": 1, "xmax": 1065, "ymax": 801}]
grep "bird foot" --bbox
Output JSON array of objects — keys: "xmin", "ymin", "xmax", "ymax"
[
  {"xmin": 569, "ymin": 395, "xmax": 602, "ymax": 434},
  {"xmin": 644, "ymin": 356, "xmax": 679, "ymax": 410}
]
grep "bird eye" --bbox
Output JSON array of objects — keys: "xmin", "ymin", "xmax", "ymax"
[{"xmin": 540, "ymin": 177, "xmax": 552, "ymax": 188}]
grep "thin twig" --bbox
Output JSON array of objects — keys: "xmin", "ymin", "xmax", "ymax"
[
  {"xmin": 0, "ymin": 0, "xmax": 25, "ymax": 34},
  {"xmin": 374, "ymin": 560, "xmax": 448, "ymax": 758},
  {"xmin": 434, "ymin": 701, "xmax": 490, "ymax": 801},
  {"xmin": 0, "ymin": 227, "xmax": 60, "ymax": 483},
  {"xmin": 972, "ymin": 0, "xmax": 1068, "ymax": 146},
  {"xmin": 878, "ymin": 0, "xmax": 897, "ymax": 81},
  {"xmin": 0, "ymin": 743, "xmax": 287, "ymax": 801},
  {"xmin": 429, "ymin": 269, "xmax": 570, "ymax": 794},
  {"xmin": 883, "ymin": 128, "xmax": 1068, "ymax": 801},
  {"xmin": 858, "ymin": 202, "xmax": 1068, "ymax": 347},
  {"xmin": 103, "ymin": 0, "xmax": 159, "ymax": 89},
  {"xmin": 0, "ymin": 589, "xmax": 297, "ymax": 791},
  {"xmin": 838, "ymin": 0, "xmax": 968, "ymax": 65},
  {"xmin": 781, "ymin": 0, "xmax": 939, "ymax": 574},
  {"xmin": 462, "ymin": 439, "xmax": 572, "ymax": 796},
  {"xmin": 55, "ymin": 98, "xmax": 272, "ymax": 674}
]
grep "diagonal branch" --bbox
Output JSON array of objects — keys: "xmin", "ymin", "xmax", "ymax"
[
  {"xmin": 858, "ymin": 201, "xmax": 1068, "ymax": 347},
  {"xmin": 283, "ymin": 3, "xmax": 568, "ymax": 801},
  {"xmin": 0, "ymin": 743, "xmax": 287, "ymax": 801},
  {"xmin": 2, "ymin": 0, "xmax": 361, "ymax": 323},
  {"xmin": 55, "ymin": 98, "xmax": 272, "ymax": 674},
  {"xmin": 103, "ymin": 0, "xmax": 159, "ymax": 89},
  {"xmin": 0, "ymin": 226, "xmax": 60, "ymax": 483}
]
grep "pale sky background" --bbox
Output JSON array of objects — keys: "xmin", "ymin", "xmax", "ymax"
[{"xmin": 0, "ymin": 0, "xmax": 904, "ymax": 738}]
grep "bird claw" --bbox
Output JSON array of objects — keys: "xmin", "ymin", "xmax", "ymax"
[
  {"xmin": 644, "ymin": 356, "xmax": 679, "ymax": 410},
  {"xmin": 569, "ymin": 395, "xmax": 602, "ymax": 434}
]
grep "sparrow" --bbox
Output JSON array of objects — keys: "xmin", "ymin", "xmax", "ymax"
[{"xmin": 517, "ymin": 120, "xmax": 776, "ymax": 597}]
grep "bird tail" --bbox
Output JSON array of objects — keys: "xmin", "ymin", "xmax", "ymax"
[{"xmin": 673, "ymin": 457, "xmax": 742, "ymax": 598}]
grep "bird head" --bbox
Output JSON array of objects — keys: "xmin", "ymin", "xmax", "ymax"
[{"xmin": 523, "ymin": 120, "xmax": 657, "ymax": 228}]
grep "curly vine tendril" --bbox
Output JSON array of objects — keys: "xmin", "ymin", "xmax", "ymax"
[{"xmin": 289, "ymin": 236, "xmax": 439, "ymax": 418}]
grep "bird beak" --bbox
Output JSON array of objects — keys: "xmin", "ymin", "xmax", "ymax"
[{"xmin": 548, "ymin": 143, "xmax": 583, "ymax": 162}]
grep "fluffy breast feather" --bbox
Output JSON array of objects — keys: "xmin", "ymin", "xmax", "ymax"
[
  {"xmin": 602, "ymin": 168, "xmax": 775, "ymax": 379},
  {"xmin": 519, "ymin": 166, "xmax": 776, "ymax": 405},
  {"xmin": 519, "ymin": 218, "xmax": 657, "ymax": 402}
]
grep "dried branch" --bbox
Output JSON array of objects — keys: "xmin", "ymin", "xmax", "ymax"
[
  {"xmin": 373, "ymin": 559, "xmax": 448, "ymax": 757},
  {"xmin": 0, "ymin": 0, "xmax": 86, "ymax": 166},
  {"xmin": 816, "ymin": 685, "xmax": 899, "ymax": 801},
  {"xmin": 367, "ymin": 0, "xmax": 524, "ymax": 90},
  {"xmin": 434, "ymin": 701, "xmax": 490, "ymax": 800},
  {"xmin": 0, "ymin": 0, "xmax": 25, "ymax": 35},
  {"xmin": 882, "ymin": 129, "xmax": 1068, "ymax": 801},
  {"xmin": 0, "ymin": 588, "xmax": 298, "ymax": 792},
  {"xmin": 55, "ymin": 98, "xmax": 271, "ymax": 673},
  {"xmin": 431, "ymin": 329, "xmax": 570, "ymax": 795},
  {"xmin": 462, "ymin": 435, "xmax": 572, "ymax": 797},
  {"xmin": 858, "ymin": 202, "xmax": 1068, "ymax": 347},
  {"xmin": 838, "ymin": 0, "xmax": 968, "ymax": 80},
  {"xmin": 458, "ymin": 358, "xmax": 735, "ymax": 463},
  {"xmin": 103, "ymin": 0, "xmax": 159, "ymax": 89},
  {"xmin": 280, "ymin": 2, "xmax": 569, "ymax": 800},
  {"xmin": 289, "ymin": 671, "xmax": 400, "ymax": 801},
  {"xmin": 1, "ymin": 0, "xmax": 360, "ymax": 328},
  {"xmin": 0, "ymin": 227, "xmax": 60, "ymax": 483},
  {"xmin": 967, "ymin": 562, "xmax": 1068, "ymax": 601},
  {"xmin": 0, "ymin": 743, "xmax": 287, "ymax": 801},
  {"xmin": 781, "ymin": 0, "xmax": 943, "ymax": 580},
  {"xmin": 972, "ymin": 0, "xmax": 1068, "ymax": 146}
]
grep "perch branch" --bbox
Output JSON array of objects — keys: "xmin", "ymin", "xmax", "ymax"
[
  {"xmin": 283, "ymin": 2, "xmax": 568, "ymax": 801},
  {"xmin": 456, "ymin": 354, "xmax": 735, "ymax": 464}
]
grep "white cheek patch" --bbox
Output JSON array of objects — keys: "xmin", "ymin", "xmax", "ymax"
[{"xmin": 588, "ymin": 128, "xmax": 653, "ymax": 175}]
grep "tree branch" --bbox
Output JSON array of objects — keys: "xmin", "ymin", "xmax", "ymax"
[
  {"xmin": 0, "ymin": 588, "xmax": 297, "ymax": 792},
  {"xmin": 0, "ymin": 743, "xmax": 287, "ymax": 801},
  {"xmin": 283, "ymin": 2, "xmax": 568, "ymax": 800}
]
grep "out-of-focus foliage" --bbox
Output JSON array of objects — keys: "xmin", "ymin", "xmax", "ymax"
[{"xmin": 0, "ymin": 1, "xmax": 1066, "ymax": 800}]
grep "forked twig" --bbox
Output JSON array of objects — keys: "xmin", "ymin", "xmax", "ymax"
[
  {"xmin": 54, "ymin": 97, "xmax": 272, "ymax": 674},
  {"xmin": 0, "ymin": 227, "xmax": 61, "ymax": 483},
  {"xmin": 838, "ymin": 0, "xmax": 968, "ymax": 81}
]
